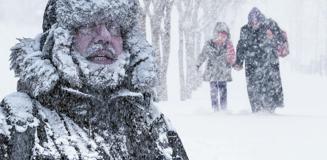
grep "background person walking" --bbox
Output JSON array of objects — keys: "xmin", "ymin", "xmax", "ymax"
[
  {"xmin": 197, "ymin": 22, "xmax": 236, "ymax": 112},
  {"xmin": 234, "ymin": 7, "xmax": 289, "ymax": 113}
]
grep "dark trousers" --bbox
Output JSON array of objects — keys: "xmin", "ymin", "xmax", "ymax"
[{"xmin": 210, "ymin": 81, "xmax": 227, "ymax": 111}]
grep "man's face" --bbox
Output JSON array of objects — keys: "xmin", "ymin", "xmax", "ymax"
[{"xmin": 73, "ymin": 23, "xmax": 123, "ymax": 65}]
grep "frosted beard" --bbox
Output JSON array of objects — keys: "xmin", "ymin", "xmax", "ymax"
[
  {"xmin": 72, "ymin": 49, "xmax": 130, "ymax": 90},
  {"xmin": 50, "ymin": 27, "xmax": 131, "ymax": 93}
]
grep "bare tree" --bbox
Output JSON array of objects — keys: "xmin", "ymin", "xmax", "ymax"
[
  {"xmin": 175, "ymin": 0, "xmax": 242, "ymax": 100},
  {"xmin": 159, "ymin": 0, "xmax": 174, "ymax": 100},
  {"xmin": 138, "ymin": 0, "xmax": 151, "ymax": 33},
  {"xmin": 176, "ymin": 0, "xmax": 203, "ymax": 100},
  {"xmin": 139, "ymin": 0, "xmax": 174, "ymax": 101}
]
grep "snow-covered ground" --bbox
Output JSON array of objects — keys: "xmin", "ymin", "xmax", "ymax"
[
  {"xmin": 158, "ymin": 63, "xmax": 327, "ymax": 160},
  {"xmin": 156, "ymin": 1, "xmax": 327, "ymax": 159},
  {"xmin": 1, "ymin": 0, "xmax": 327, "ymax": 160}
]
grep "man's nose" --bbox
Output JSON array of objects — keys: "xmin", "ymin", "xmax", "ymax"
[{"xmin": 94, "ymin": 24, "xmax": 112, "ymax": 44}]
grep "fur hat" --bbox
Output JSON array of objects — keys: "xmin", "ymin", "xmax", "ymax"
[{"xmin": 42, "ymin": 0, "xmax": 139, "ymax": 32}]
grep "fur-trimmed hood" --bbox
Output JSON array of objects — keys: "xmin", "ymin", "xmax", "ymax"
[
  {"xmin": 10, "ymin": 35, "xmax": 60, "ymax": 97},
  {"xmin": 10, "ymin": 0, "xmax": 158, "ymax": 98}
]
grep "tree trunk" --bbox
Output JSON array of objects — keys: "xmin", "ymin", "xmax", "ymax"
[
  {"xmin": 178, "ymin": 24, "xmax": 186, "ymax": 101},
  {"xmin": 159, "ymin": 1, "xmax": 174, "ymax": 101}
]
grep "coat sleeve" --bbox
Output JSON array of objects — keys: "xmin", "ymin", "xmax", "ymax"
[
  {"xmin": 0, "ymin": 93, "xmax": 39, "ymax": 160},
  {"xmin": 196, "ymin": 42, "xmax": 209, "ymax": 68},
  {"xmin": 268, "ymin": 19, "xmax": 287, "ymax": 45},
  {"xmin": 268, "ymin": 19, "xmax": 289, "ymax": 57},
  {"xmin": 167, "ymin": 130, "xmax": 189, "ymax": 160},
  {"xmin": 235, "ymin": 27, "xmax": 248, "ymax": 67},
  {"xmin": 0, "ymin": 134, "xmax": 8, "ymax": 160},
  {"xmin": 227, "ymin": 40, "xmax": 236, "ymax": 65},
  {"xmin": 0, "ymin": 107, "xmax": 9, "ymax": 160},
  {"xmin": 150, "ymin": 113, "xmax": 189, "ymax": 160},
  {"xmin": 8, "ymin": 128, "xmax": 36, "ymax": 160},
  {"xmin": 0, "ymin": 109, "xmax": 36, "ymax": 160}
]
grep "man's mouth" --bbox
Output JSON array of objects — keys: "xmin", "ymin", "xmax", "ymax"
[{"xmin": 87, "ymin": 51, "xmax": 116, "ymax": 65}]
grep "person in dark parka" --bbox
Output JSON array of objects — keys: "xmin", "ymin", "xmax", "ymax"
[{"xmin": 234, "ymin": 7, "xmax": 289, "ymax": 113}]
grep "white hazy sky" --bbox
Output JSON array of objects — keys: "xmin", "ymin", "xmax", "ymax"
[
  {"xmin": 0, "ymin": 0, "xmax": 47, "ymax": 99},
  {"xmin": 0, "ymin": 0, "xmax": 326, "ymax": 99}
]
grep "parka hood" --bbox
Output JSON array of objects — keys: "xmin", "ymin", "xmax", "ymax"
[
  {"xmin": 10, "ymin": 0, "xmax": 158, "ymax": 98},
  {"xmin": 213, "ymin": 22, "xmax": 231, "ymax": 40},
  {"xmin": 248, "ymin": 7, "xmax": 266, "ymax": 25},
  {"xmin": 10, "ymin": 35, "xmax": 60, "ymax": 97}
]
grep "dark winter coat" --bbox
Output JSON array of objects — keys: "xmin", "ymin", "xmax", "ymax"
[
  {"xmin": 197, "ymin": 22, "xmax": 235, "ymax": 82},
  {"xmin": 0, "ymin": 0, "xmax": 189, "ymax": 159},
  {"xmin": 0, "ymin": 90, "xmax": 187, "ymax": 160},
  {"xmin": 235, "ymin": 10, "xmax": 287, "ymax": 112}
]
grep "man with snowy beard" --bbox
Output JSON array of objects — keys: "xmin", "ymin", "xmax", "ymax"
[{"xmin": 0, "ymin": 0, "xmax": 188, "ymax": 159}]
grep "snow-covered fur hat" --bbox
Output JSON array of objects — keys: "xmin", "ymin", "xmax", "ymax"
[
  {"xmin": 213, "ymin": 22, "xmax": 231, "ymax": 39},
  {"xmin": 42, "ymin": 0, "xmax": 139, "ymax": 33},
  {"xmin": 10, "ymin": 0, "xmax": 158, "ymax": 98}
]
